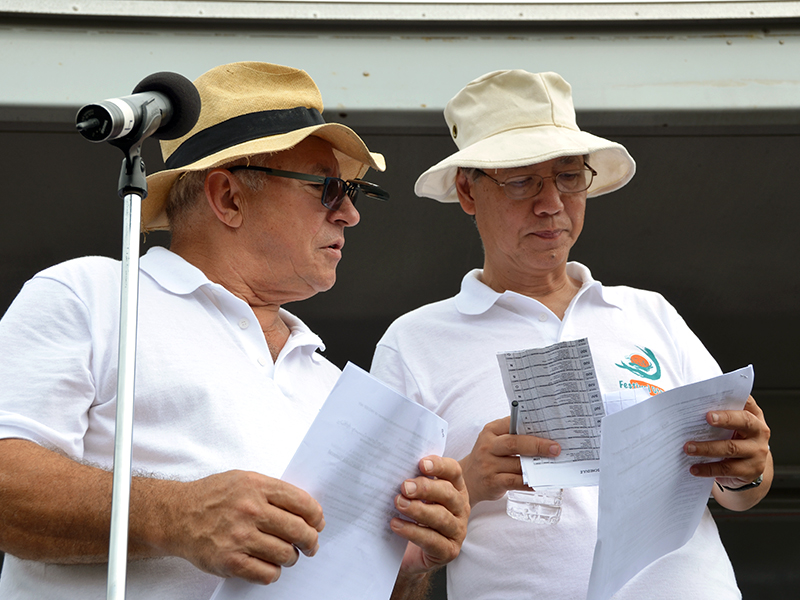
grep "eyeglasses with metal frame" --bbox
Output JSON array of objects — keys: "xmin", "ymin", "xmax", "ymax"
[
  {"xmin": 475, "ymin": 162, "xmax": 597, "ymax": 200},
  {"xmin": 227, "ymin": 165, "xmax": 390, "ymax": 211}
]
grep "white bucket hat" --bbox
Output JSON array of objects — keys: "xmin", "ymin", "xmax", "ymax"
[{"xmin": 415, "ymin": 70, "xmax": 635, "ymax": 202}]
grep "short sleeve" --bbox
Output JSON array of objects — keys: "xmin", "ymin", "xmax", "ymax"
[
  {"xmin": 0, "ymin": 275, "xmax": 98, "ymax": 457},
  {"xmin": 371, "ymin": 339, "xmax": 423, "ymax": 404}
]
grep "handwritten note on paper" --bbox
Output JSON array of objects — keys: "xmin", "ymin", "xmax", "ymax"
[
  {"xmin": 586, "ymin": 365, "xmax": 754, "ymax": 600},
  {"xmin": 211, "ymin": 362, "xmax": 447, "ymax": 600},
  {"xmin": 497, "ymin": 338, "xmax": 605, "ymax": 488}
]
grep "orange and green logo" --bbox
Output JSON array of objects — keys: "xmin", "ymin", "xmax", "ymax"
[
  {"xmin": 628, "ymin": 379, "xmax": 665, "ymax": 396},
  {"xmin": 616, "ymin": 347, "xmax": 661, "ymax": 381}
]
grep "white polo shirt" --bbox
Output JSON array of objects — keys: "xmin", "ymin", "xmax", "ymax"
[
  {"xmin": 372, "ymin": 263, "xmax": 740, "ymax": 600},
  {"xmin": 0, "ymin": 246, "xmax": 340, "ymax": 599}
]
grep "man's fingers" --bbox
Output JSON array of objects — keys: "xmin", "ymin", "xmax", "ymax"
[
  {"xmin": 170, "ymin": 470, "xmax": 326, "ymax": 584},
  {"xmin": 248, "ymin": 477, "xmax": 325, "ymax": 558},
  {"xmin": 406, "ymin": 456, "xmax": 469, "ymax": 516},
  {"xmin": 743, "ymin": 395, "xmax": 765, "ymax": 418},
  {"xmin": 389, "ymin": 516, "xmax": 462, "ymax": 568},
  {"xmin": 219, "ymin": 554, "xmax": 284, "ymax": 585},
  {"xmin": 486, "ymin": 417, "xmax": 561, "ymax": 458},
  {"xmin": 196, "ymin": 525, "xmax": 298, "ymax": 584},
  {"xmin": 240, "ymin": 534, "xmax": 302, "ymax": 568},
  {"xmin": 461, "ymin": 418, "xmax": 561, "ymax": 505},
  {"xmin": 393, "ymin": 456, "xmax": 469, "ymax": 558},
  {"xmin": 704, "ymin": 396, "xmax": 769, "ymax": 437},
  {"xmin": 263, "ymin": 482, "xmax": 326, "ymax": 533},
  {"xmin": 391, "ymin": 481, "xmax": 467, "ymax": 572},
  {"xmin": 398, "ymin": 478, "xmax": 463, "ymax": 525},
  {"xmin": 704, "ymin": 409, "xmax": 759, "ymax": 433},
  {"xmin": 686, "ymin": 437, "xmax": 768, "ymax": 475},
  {"xmin": 418, "ymin": 455, "xmax": 464, "ymax": 487},
  {"xmin": 485, "ymin": 417, "xmax": 560, "ymax": 458},
  {"xmin": 686, "ymin": 395, "xmax": 770, "ymax": 479},
  {"xmin": 685, "ymin": 437, "xmax": 755, "ymax": 459},
  {"xmin": 394, "ymin": 493, "xmax": 462, "ymax": 542},
  {"xmin": 501, "ymin": 432, "xmax": 561, "ymax": 459},
  {"xmin": 251, "ymin": 501, "xmax": 323, "ymax": 560}
]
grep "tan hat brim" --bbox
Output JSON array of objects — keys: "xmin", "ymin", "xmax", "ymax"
[
  {"xmin": 143, "ymin": 122, "xmax": 385, "ymax": 231},
  {"xmin": 415, "ymin": 125, "xmax": 635, "ymax": 203}
]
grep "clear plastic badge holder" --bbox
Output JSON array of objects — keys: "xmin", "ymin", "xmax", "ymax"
[
  {"xmin": 506, "ymin": 488, "xmax": 563, "ymax": 524},
  {"xmin": 507, "ymin": 398, "xmax": 564, "ymax": 524}
]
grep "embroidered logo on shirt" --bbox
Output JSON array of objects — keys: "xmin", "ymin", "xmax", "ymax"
[{"xmin": 616, "ymin": 347, "xmax": 665, "ymax": 395}]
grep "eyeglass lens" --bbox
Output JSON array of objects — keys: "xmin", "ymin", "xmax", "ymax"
[
  {"xmin": 501, "ymin": 169, "xmax": 593, "ymax": 199},
  {"xmin": 226, "ymin": 165, "xmax": 388, "ymax": 211},
  {"xmin": 321, "ymin": 178, "xmax": 357, "ymax": 211}
]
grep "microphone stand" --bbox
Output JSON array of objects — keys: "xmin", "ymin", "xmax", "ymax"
[
  {"xmin": 76, "ymin": 74, "xmax": 200, "ymax": 600},
  {"xmin": 105, "ymin": 136, "xmax": 149, "ymax": 600}
]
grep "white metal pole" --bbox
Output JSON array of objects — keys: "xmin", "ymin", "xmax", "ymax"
[{"xmin": 106, "ymin": 191, "xmax": 142, "ymax": 600}]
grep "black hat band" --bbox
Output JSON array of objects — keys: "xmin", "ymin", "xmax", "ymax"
[{"xmin": 165, "ymin": 107, "xmax": 326, "ymax": 170}]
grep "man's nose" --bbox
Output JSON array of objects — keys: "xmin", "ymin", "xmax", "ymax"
[
  {"xmin": 532, "ymin": 178, "xmax": 565, "ymax": 215},
  {"xmin": 329, "ymin": 196, "xmax": 360, "ymax": 227}
]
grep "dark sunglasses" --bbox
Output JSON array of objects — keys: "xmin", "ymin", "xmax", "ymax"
[{"xmin": 227, "ymin": 165, "xmax": 390, "ymax": 211}]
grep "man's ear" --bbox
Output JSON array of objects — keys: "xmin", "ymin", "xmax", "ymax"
[
  {"xmin": 205, "ymin": 169, "xmax": 246, "ymax": 228},
  {"xmin": 455, "ymin": 169, "xmax": 477, "ymax": 216}
]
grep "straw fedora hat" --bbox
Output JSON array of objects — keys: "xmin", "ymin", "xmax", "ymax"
[
  {"xmin": 143, "ymin": 61, "xmax": 386, "ymax": 231},
  {"xmin": 415, "ymin": 70, "xmax": 635, "ymax": 203}
]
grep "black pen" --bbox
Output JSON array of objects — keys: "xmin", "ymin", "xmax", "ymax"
[{"xmin": 510, "ymin": 399, "xmax": 519, "ymax": 435}]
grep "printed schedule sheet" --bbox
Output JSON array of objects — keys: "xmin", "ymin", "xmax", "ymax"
[{"xmin": 497, "ymin": 338, "xmax": 605, "ymax": 488}]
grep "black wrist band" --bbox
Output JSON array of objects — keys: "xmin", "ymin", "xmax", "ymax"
[{"xmin": 718, "ymin": 473, "xmax": 763, "ymax": 492}]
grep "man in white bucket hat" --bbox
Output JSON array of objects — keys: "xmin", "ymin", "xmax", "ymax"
[
  {"xmin": 0, "ymin": 62, "xmax": 468, "ymax": 600},
  {"xmin": 372, "ymin": 69, "xmax": 771, "ymax": 599}
]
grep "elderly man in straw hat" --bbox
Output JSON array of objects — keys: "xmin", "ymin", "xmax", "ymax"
[
  {"xmin": 0, "ymin": 62, "xmax": 468, "ymax": 599},
  {"xmin": 371, "ymin": 69, "xmax": 772, "ymax": 599}
]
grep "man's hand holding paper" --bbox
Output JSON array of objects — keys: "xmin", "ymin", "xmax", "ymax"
[
  {"xmin": 587, "ymin": 365, "xmax": 763, "ymax": 600},
  {"xmin": 686, "ymin": 394, "xmax": 773, "ymax": 512},
  {"xmin": 458, "ymin": 417, "xmax": 562, "ymax": 507},
  {"xmin": 392, "ymin": 454, "xmax": 470, "ymax": 576}
]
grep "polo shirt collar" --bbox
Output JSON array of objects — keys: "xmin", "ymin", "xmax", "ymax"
[
  {"xmin": 280, "ymin": 310, "xmax": 327, "ymax": 353},
  {"xmin": 454, "ymin": 262, "xmax": 623, "ymax": 316},
  {"xmin": 140, "ymin": 246, "xmax": 210, "ymax": 295},
  {"xmin": 139, "ymin": 246, "xmax": 326, "ymax": 351}
]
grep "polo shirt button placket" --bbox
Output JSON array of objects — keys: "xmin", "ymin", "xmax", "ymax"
[{"xmin": 532, "ymin": 310, "xmax": 562, "ymax": 344}]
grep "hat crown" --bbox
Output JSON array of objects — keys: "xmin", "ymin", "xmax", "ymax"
[
  {"xmin": 161, "ymin": 62, "xmax": 324, "ymax": 162},
  {"xmin": 444, "ymin": 70, "xmax": 579, "ymax": 151}
]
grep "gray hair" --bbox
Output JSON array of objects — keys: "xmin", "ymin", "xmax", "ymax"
[
  {"xmin": 458, "ymin": 166, "xmax": 481, "ymax": 182},
  {"xmin": 165, "ymin": 153, "xmax": 274, "ymax": 231}
]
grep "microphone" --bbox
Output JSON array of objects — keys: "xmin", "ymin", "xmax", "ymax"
[{"xmin": 75, "ymin": 72, "xmax": 201, "ymax": 144}]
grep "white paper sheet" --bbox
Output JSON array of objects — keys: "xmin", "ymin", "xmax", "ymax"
[
  {"xmin": 586, "ymin": 365, "xmax": 754, "ymax": 600},
  {"xmin": 497, "ymin": 338, "xmax": 605, "ymax": 488},
  {"xmin": 211, "ymin": 362, "xmax": 447, "ymax": 600}
]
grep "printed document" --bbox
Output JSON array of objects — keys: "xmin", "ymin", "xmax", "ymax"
[
  {"xmin": 211, "ymin": 362, "xmax": 447, "ymax": 600},
  {"xmin": 497, "ymin": 338, "xmax": 605, "ymax": 487},
  {"xmin": 586, "ymin": 365, "xmax": 754, "ymax": 600}
]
